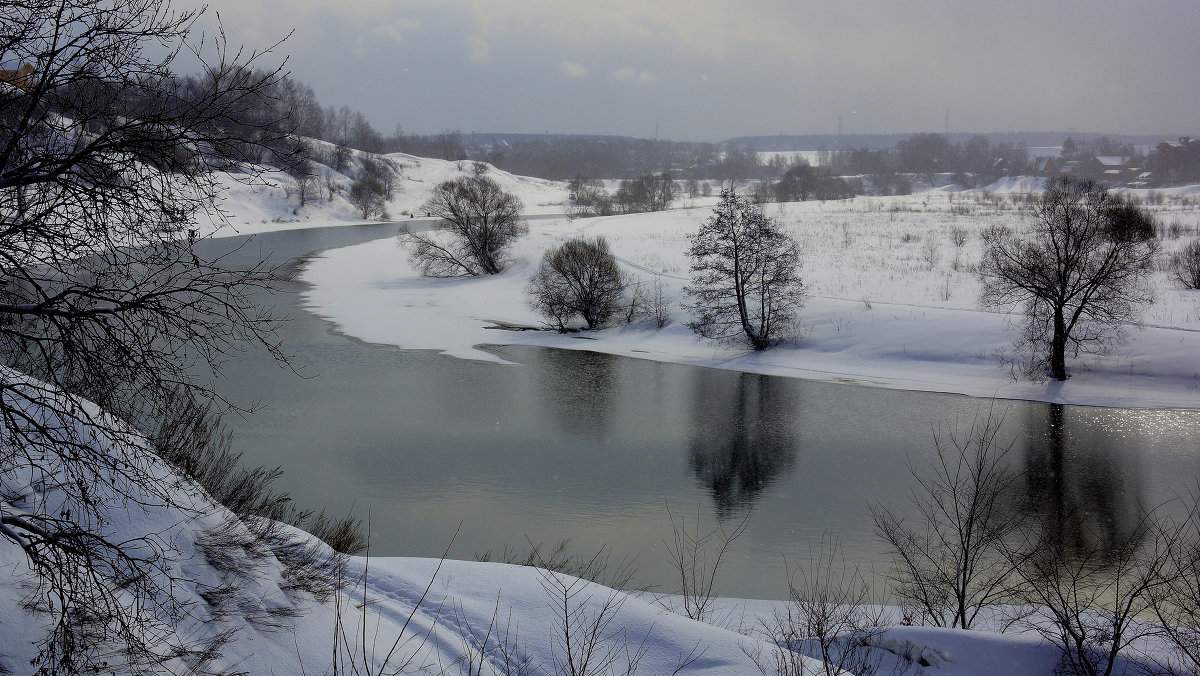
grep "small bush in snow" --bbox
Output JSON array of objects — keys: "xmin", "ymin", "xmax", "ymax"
[
  {"xmin": 528, "ymin": 236, "xmax": 628, "ymax": 331},
  {"xmin": 1173, "ymin": 239, "xmax": 1200, "ymax": 289},
  {"xmin": 349, "ymin": 173, "xmax": 388, "ymax": 219}
]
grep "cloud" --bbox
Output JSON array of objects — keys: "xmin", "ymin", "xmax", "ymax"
[
  {"xmin": 559, "ymin": 61, "xmax": 589, "ymax": 78},
  {"xmin": 466, "ymin": 34, "xmax": 491, "ymax": 64},
  {"xmin": 373, "ymin": 17, "xmax": 422, "ymax": 45},
  {"xmin": 608, "ymin": 68, "xmax": 658, "ymax": 85}
]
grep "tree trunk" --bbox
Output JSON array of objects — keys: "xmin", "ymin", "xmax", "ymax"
[{"xmin": 1051, "ymin": 308, "xmax": 1068, "ymax": 381}]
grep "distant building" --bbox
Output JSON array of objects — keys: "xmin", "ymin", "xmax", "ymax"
[
  {"xmin": 1031, "ymin": 156, "xmax": 1059, "ymax": 175},
  {"xmin": 0, "ymin": 62, "xmax": 35, "ymax": 91},
  {"xmin": 1153, "ymin": 138, "xmax": 1200, "ymax": 185}
]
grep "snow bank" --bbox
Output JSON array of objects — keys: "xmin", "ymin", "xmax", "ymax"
[
  {"xmin": 979, "ymin": 176, "xmax": 1046, "ymax": 193},
  {"xmin": 301, "ymin": 192, "xmax": 1200, "ymax": 409}
]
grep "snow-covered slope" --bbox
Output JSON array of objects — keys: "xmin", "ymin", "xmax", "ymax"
[{"xmin": 202, "ymin": 141, "xmax": 568, "ymax": 238}]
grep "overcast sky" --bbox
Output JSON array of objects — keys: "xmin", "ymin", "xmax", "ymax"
[{"xmin": 198, "ymin": 0, "xmax": 1200, "ymax": 141}]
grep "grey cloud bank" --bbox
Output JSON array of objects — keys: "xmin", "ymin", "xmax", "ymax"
[{"xmin": 201, "ymin": 0, "xmax": 1200, "ymax": 140}]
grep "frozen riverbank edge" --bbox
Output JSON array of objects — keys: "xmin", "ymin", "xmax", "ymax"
[{"xmin": 299, "ymin": 201, "xmax": 1200, "ymax": 410}]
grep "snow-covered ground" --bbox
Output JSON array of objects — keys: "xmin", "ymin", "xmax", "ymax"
[
  {"xmin": 201, "ymin": 143, "xmax": 568, "ymax": 239},
  {"xmin": 301, "ymin": 189, "xmax": 1200, "ymax": 409}
]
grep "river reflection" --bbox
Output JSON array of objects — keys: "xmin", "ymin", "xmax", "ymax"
[
  {"xmin": 535, "ymin": 348, "xmax": 619, "ymax": 437},
  {"xmin": 1023, "ymin": 403, "xmax": 1148, "ymax": 554},
  {"xmin": 197, "ymin": 225, "xmax": 1200, "ymax": 599},
  {"xmin": 688, "ymin": 371, "xmax": 797, "ymax": 518}
]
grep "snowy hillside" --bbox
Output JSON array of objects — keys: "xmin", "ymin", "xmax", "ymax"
[{"xmin": 200, "ymin": 140, "xmax": 569, "ymax": 238}]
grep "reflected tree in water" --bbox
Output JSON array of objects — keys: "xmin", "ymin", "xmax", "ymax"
[
  {"xmin": 535, "ymin": 348, "xmax": 618, "ymax": 436},
  {"xmin": 688, "ymin": 371, "xmax": 797, "ymax": 518},
  {"xmin": 1022, "ymin": 403, "xmax": 1147, "ymax": 556}
]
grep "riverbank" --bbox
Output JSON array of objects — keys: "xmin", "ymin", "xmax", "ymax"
[{"xmin": 300, "ymin": 191, "xmax": 1200, "ymax": 409}]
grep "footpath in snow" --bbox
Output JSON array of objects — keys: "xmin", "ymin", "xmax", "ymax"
[{"xmin": 300, "ymin": 191, "xmax": 1200, "ymax": 409}]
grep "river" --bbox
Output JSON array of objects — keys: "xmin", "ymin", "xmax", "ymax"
[{"xmin": 196, "ymin": 222, "xmax": 1200, "ymax": 599}]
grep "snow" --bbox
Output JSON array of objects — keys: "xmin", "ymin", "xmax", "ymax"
[
  {"xmin": 980, "ymin": 176, "xmax": 1046, "ymax": 193},
  {"xmin": 301, "ymin": 189, "xmax": 1200, "ymax": 409},
  {"xmin": 200, "ymin": 144, "xmax": 568, "ymax": 239}
]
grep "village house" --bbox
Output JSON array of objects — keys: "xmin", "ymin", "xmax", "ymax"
[{"xmin": 0, "ymin": 62, "xmax": 35, "ymax": 91}]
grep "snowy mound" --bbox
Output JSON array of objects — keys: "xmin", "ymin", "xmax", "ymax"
[{"xmin": 205, "ymin": 141, "xmax": 568, "ymax": 238}]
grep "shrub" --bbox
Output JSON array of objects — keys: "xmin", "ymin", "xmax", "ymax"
[
  {"xmin": 403, "ymin": 176, "xmax": 527, "ymax": 276},
  {"xmin": 1173, "ymin": 239, "xmax": 1200, "ymax": 289},
  {"xmin": 566, "ymin": 176, "xmax": 616, "ymax": 218},
  {"xmin": 528, "ymin": 236, "xmax": 629, "ymax": 331},
  {"xmin": 349, "ymin": 174, "xmax": 387, "ymax": 219}
]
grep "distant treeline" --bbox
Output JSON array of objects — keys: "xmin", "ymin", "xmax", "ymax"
[
  {"xmin": 464, "ymin": 133, "xmax": 1031, "ymax": 188},
  {"xmin": 255, "ymin": 73, "xmax": 1198, "ymax": 186},
  {"xmin": 724, "ymin": 131, "xmax": 1172, "ymax": 152},
  {"xmin": 270, "ymin": 75, "xmax": 467, "ymax": 159}
]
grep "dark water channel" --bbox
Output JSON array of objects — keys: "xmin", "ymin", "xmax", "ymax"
[{"xmin": 198, "ymin": 224, "xmax": 1200, "ymax": 600}]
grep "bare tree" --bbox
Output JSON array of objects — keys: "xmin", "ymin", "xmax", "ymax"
[
  {"xmin": 330, "ymin": 143, "xmax": 352, "ymax": 173},
  {"xmin": 349, "ymin": 173, "xmax": 386, "ymax": 219},
  {"xmin": 949, "ymin": 226, "xmax": 969, "ymax": 271},
  {"xmin": 748, "ymin": 535, "xmax": 889, "ymax": 676},
  {"xmin": 402, "ymin": 176, "xmax": 527, "ymax": 276},
  {"xmin": 0, "ymin": 0, "xmax": 292, "ymax": 670},
  {"xmin": 871, "ymin": 409, "xmax": 1026, "ymax": 629},
  {"xmin": 978, "ymin": 176, "xmax": 1158, "ymax": 381},
  {"xmin": 685, "ymin": 189, "xmax": 804, "ymax": 350},
  {"xmin": 347, "ymin": 156, "xmax": 394, "ymax": 220},
  {"xmin": 566, "ymin": 176, "xmax": 615, "ymax": 219},
  {"xmin": 661, "ymin": 504, "xmax": 748, "ymax": 623},
  {"xmin": 1012, "ymin": 507, "xmax": 1172, "ymax": 676},
  {"xmin": 1151, "ymin": 490, "xmax": 1200, "ymax": 676},
  {"xmin": 1173, "ymin": 239, "xmax": 1200, "ymax": 290},
  {"xmin": 285, "ymin": 149, "xmax": 319, "ymax": 208},
  {"xmin": 614, "ymin": 173, "xmax": 677, "ymax": 214},
  {"xmin": 921, "ymin": 236, "xmax": 940, "ymax": 271},
  {"xmin": 649, "ymin": 278, "xmax": 672, "ymax": 328},
  {"xmin": 528, "ymin": 236, "xmax": 629, "ymax": 331}
]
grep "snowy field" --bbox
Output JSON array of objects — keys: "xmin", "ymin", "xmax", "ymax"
[{"xmin": 301, "ymin": 188, "xmax": 1200, "ymax": 409}]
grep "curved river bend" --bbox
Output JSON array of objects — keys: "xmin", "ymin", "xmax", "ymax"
[{"xmin": 198, "ymin": 223, "xmax": 1200, "ymax": 599}]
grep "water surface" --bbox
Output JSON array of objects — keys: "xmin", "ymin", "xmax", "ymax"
[{"xmin": 199, "ymin": 224, "xmax": 1200, "ymax": 599}]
